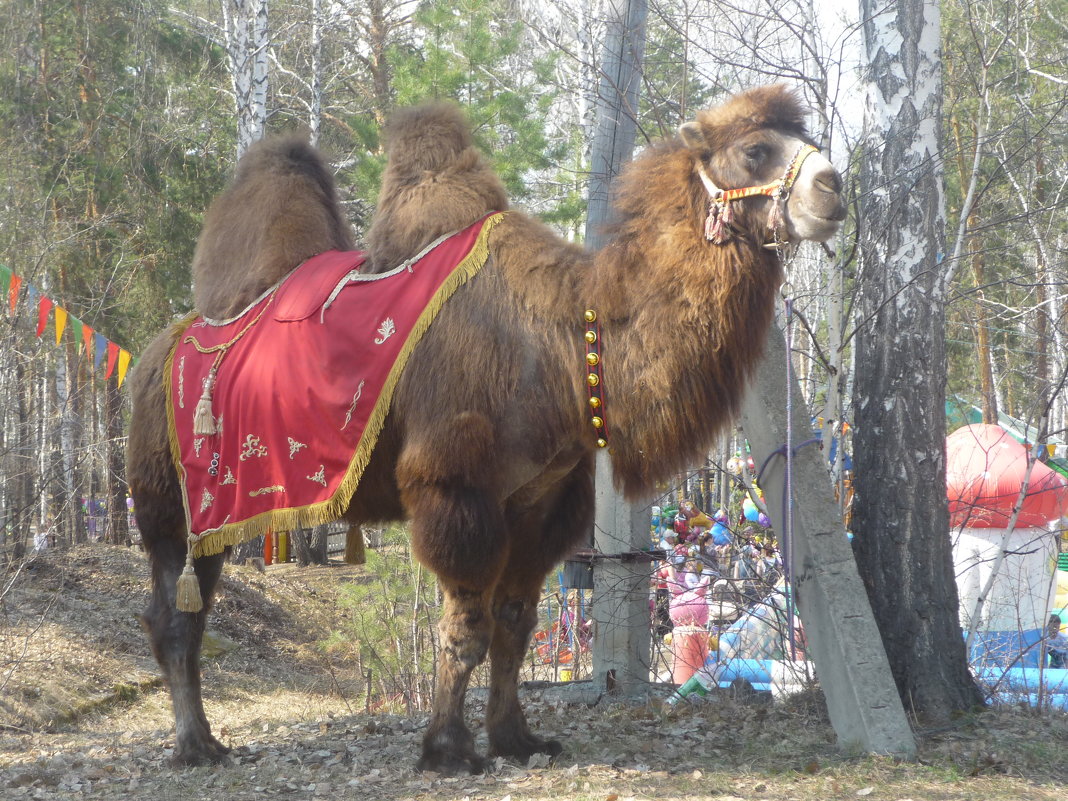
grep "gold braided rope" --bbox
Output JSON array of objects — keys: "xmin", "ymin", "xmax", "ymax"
[{"xmin": 183, "ymin": 294, "xmax": 278, "ymax": 436}]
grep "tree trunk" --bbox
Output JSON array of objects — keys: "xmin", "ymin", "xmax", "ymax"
[
  {"xmin": 291, "ymin": 524, "xmax": 330, "ymax": 566},
  {"xmin": 224, "ymin": 0, "xmax": 270, "ymax": 159},
  {"xmin": 310, "ymin": 523, "xmax": 329, "ymax": 564},
  {"xmin": 104, "ymin": 378, "xmax": 129, "ymax": 545},
  {"xmin": 854, "ymin": 0, "xmax": 983, "ymax": 717},
  {"xmin": 291, "ymin": 528, "xmax": 312, "ymax": 566}
]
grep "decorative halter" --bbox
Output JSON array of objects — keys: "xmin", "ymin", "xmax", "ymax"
[{"xmin": 695, "ymin": 143, "xmax": 819, "ymax": 245}]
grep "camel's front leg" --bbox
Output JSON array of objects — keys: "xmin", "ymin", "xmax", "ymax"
[
  {"xmin": 418, "ymin": 583, "xmax": 494, "ymax": 774},
  {"xmin": 140, "ymin": 526, "xmax": 229, "ymax": 766},
  {"xmin": 486, "ymin": 585, "xmax": 563, "ymax": 762}
]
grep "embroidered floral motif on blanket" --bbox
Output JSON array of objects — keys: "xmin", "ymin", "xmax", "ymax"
[{"xmin": 166, "ymin": 213, "xmax": 504, "ymax": 556}]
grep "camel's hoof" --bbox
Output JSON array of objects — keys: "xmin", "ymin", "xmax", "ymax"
[
  {"xmin": 417, "ymin": 747, "xmax": 489, "ymax": 776},
  {"xmin": 490, "ymin": 734, "xmax": 563, "ymax": 763},
  {"xmin": 170, "ymin": 736, "xmax": 232, "ymax": 767}
]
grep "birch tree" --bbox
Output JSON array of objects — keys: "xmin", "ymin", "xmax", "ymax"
[
  {"xmin": 851, "ymin": 0, "xmax": 983, "ymax": 714},
  {"xmin": 222, "ymin": 0, "xmax": 270, "ymax": 158}
]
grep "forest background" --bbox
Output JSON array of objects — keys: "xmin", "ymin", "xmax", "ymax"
[{"xmin": 0, "ymin": 0, "xmax": 1065, "ymax": 691}]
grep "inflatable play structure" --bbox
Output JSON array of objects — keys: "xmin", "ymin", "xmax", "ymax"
[
  {"xmin": 666, "ymin": 582, "xmax": 812, "ymax": 704},
  {"xmin": 947, "ymin": 424, "xmax": 1068, "ymax": 669}
]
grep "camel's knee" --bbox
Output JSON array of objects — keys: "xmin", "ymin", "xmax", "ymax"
[
  {"xmin": 440, "ymin": 618, "xmax": 491, "ymax": 669},
  {"xmin": 439, "ymin": 587, "xmax": 494, "ymax": 669},
  {"xmin": 494, "ymin": 597, "xmax": 537, "ymax": 634}
]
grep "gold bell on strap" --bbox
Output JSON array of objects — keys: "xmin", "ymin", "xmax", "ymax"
[
  {"xmin": 175, "ymin": 542, "xmax": 204, "ymax": 613},
  {"xmin": 192, "ymin": 369, "xmax": 218, "ymax": 436}
]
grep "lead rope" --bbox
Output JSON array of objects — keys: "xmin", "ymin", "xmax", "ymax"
[{"xmin": 782, "ymin": 285, "xmax": 797, "ymax": 661}]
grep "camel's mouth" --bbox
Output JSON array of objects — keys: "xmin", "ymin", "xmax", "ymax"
[
  {"xmin": 785, "ymin": 153, "xmax": 847, "ymax": 243},
  {"xmin": 788, "ymin": 201, "xmax": 847, "ymax": 242}
]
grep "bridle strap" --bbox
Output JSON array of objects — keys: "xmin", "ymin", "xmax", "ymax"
[{"xmin": 696, "ymin": 143, "xmax": 819, "ymax": 244}]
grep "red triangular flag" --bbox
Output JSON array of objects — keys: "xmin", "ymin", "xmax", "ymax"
[
  {"xmin": 36, "ymin": 296, "xmax": 54, "ymax": 338},
  {"xmin": 105, "ymin": 341, "xmax": 120, "ymax": 379}
]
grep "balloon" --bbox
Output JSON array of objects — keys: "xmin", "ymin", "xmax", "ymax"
[
  {"xmin": 690, "ymin": 512, "xmax": 712, "ymax": 529},
  {"xmin": 757, "ymin": 512, "xmax": 771, "ymax": 528},
  {"xmin": 713, "ymin": 508, "xmax": 729, "ymax": 523},
  {"xmin": 711, "ymin": 522, "xmax": 732, "ymax": 546},
  {"xmin": 743, "ymin": 497, "xmax": 759, "ymax": 522}
]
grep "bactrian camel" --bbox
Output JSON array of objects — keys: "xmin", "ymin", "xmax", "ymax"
[{"xmin": 127, "ymin": 85, "xmax": 846, "ymax": 774}]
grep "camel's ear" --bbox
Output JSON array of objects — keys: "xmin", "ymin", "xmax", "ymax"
[{"xmin": 678, "ymin": 121, "xmax": 707, "ymax": 151}]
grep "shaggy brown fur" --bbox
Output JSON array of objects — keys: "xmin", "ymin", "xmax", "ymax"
[
  {"xmin": 127, "ymin": 86, "xmax": 845, "ymax": 774},
  {"xmin": 192, "ymin": 135, "xmax": 355, "ymax": 319},
  {"xmin": 365, "ymin": 102, "xmax": 510, "ymax": 273}
]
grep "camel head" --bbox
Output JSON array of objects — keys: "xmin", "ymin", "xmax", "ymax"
[{"xmin": 678, "ymin": 85, "xmax": 846, "ymax": 246}]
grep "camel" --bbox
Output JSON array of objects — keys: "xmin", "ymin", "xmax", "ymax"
[{"xmin": 126, "ymin": 85, "xmax": 846, "ymax": 775}]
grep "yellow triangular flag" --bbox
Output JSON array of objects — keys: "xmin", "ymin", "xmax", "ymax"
[
  {"xmin": 54, "ymin": 306, "xmax": 68, "ymax": 345},
  {"xmin": 117, "ymin": 349, "xmax": 132, "ymax": 387}
]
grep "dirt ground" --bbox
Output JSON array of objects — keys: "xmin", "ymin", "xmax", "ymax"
[{"xmin": 1, "ymin": 543, "xmax": 1066, "ymax": 801}]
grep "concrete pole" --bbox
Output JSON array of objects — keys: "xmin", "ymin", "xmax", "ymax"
[
  {"xmin": 590, "ymin": 451, "xmax": 654, "ymax": 692},
  {"xmin": 739, "ymin": 321, "xmax": 916, "ymax": 756},
  {"xmin": 584, "ymin": 0, "xmax": 650, "ymax": 696}
]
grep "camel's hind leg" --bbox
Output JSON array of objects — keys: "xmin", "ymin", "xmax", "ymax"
[{"xmin": 137, "ymin": 491, "xmax": 229, "ymax": 765}]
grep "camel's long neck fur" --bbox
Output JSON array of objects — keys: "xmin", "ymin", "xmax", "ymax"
[{"xmin": 585, "ymin": 140, "xmax": 784, "ymax": 497}]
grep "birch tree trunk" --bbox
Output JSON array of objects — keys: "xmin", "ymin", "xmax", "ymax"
[
  {"xmin": 852, "ymin": 0, "xmax": 983, "ymax": 716},
  {"xmin": 223, "ymin": 0, "xmax": 270, "ymax": 159}
]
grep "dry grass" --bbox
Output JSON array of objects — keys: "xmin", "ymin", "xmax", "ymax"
[{"xmin": 1, "ymin": 543, "xmax": 1066, "ymax": 800}]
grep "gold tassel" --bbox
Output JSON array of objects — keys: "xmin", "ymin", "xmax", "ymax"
[
  {"xmin": 193, "ymin": 369, "xmax": 217, "ymax": 436},
  {"xmin": 175, "ymin": 547, "xmax": 204, "ymax": 612},
  {"xmin": 344, "ymin": 524, "xmax": 366, "ymax": 565}
]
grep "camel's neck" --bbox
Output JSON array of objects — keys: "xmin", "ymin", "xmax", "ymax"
[{"xmin": 583, "ymin": 144, "xmax": 785, "ymax": 497}]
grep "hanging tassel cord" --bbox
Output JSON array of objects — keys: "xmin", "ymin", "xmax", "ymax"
[{"xmin": 175, "ymin": 544, "xmax": 204, "ymax": 613}]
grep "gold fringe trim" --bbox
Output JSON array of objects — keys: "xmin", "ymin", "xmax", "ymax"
[{"xmin": 168, "ymin": 213, "xmax": 506, "ymax": 558}]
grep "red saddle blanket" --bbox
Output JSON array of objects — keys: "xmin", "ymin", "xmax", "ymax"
[{"xmin": 167, "ymin": 213, "xmax": 503, "ymax": 556}]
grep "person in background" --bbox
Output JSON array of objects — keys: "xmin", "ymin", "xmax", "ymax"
[{"xmin": 1046, "ymin": 614, "xmax": 1068, "ymax": 669}]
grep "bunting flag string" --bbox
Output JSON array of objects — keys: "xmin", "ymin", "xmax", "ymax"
[{"xmin": 1, "ymin": 263, "xmax": 137, "ymax": 387}]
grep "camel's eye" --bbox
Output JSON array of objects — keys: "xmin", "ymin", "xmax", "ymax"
[{"xmin": 743, "ymin": 143, "xmax": 767, "ymax": 163}]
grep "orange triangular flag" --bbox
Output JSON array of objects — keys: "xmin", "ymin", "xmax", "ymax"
[
  {"xmin": 82, "ymin": 323, "xmax": 94, "ymax": 364},
  {"xmin": 117, "ymin": 349, "xmax": 132, "ymax": 387},
  {"xmin": 8, "ymin": 274, "xmax": 21, "ymax": 315},
  {"xmin": 54, "ymin": 306, "xmax": 68, "ymax": 345}
]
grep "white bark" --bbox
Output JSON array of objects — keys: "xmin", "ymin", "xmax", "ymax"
[{"xmin": 223, "ymin": 0, "xmax": 270, "ymax": 160}]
